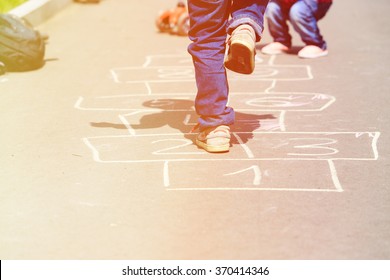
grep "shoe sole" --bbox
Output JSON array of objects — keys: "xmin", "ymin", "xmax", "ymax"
[
  {"xmin": 298, "ymin": 50, "xmax": 328, "ymax": 59},
  {"xmin": 225, "ymin": 39, "xmax": 255, "ymax": 75},
  {"xmin": 261, "ymin": 43, "xmax": 290, "ymax": 55},
  {"xmin": 195, "ymin": 138, "xmax": 230, "ymax": 153}
]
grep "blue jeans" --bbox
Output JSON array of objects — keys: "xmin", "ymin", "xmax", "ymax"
[
  {"xmin": 187, "ymin": 0, "xmax": 269, "ymax": 130},
  {"xmin": 266, "ymin": 0, "xmax": 332, "ymax": 49}
]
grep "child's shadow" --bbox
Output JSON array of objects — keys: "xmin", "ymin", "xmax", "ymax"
[{"xmin": 119, "ymin": 99, "xmax": 277, "ymax": 144}]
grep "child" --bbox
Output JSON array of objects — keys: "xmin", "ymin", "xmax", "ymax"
[
  {"xmin": 261, "ymin": 0, "xmax": 332, "ymax": 58},
  {"xmin": 187, "ymin": 0, "xmax": 269, "ymax": 153}
]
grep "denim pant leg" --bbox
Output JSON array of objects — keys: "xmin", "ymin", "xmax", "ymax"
[
  {"xmin": 265, "ymin": 1, "xmax": 292, "ymax": 47},
  {"xmin": 289, "ymin": 0, "xmax": 331, "ymax": 49},
  {"xmin": 228, "ymin": 0, "xmax": 269, "ymax": 41},
  {"xmin": 187, "ymin": 0, "xmax": 233, "ymax": 130}
]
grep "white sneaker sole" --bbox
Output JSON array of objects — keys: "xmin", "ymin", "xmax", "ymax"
[
  {"xmin": 195, "ymin": 138, "xmax": 230, "ymax": 153},
  {"xmin": 225, "ymin": 38, "xmax": 255, "ymax": 74},
  {"xmin": 298, "ymin": 50, "xmax": 328, "ymax": 59}
]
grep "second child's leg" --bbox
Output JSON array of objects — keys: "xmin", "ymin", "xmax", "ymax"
[
  {"xmin": 289, "ymin": 0, "xmax": 332, "ymax": 58},
  {"xmin": 265, "ymin": 1, "xmax": 292, "ymax": 46},
  {"xmin": 289, "ymin": 1, "xmax": 325, "ymax": 49},
  {"xmin": 261, "ymin": 1, "xmax": 292, "ymax": 55}
]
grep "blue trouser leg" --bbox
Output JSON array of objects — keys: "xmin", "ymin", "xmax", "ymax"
[
  {"xmin": 187, "ymin": 0, "xmax": 268, "ymax": 130},
  {"xmin": 290, "ymin": 0, "xmax": 332, "ymax": 49},
  {"xmin": 266, "ymin": 0, "xmax": 332, "ymax": 50},
  {"xmin": 228, "ymin": 0, "xmax": 268, "ymax": 41},
  {"xmin": 265, "ymin": 1, "xmax": 292, "ymax": 47},
  {"xmin": 187, "ymin": 0, "xmax": 232, "ymax": 129}
]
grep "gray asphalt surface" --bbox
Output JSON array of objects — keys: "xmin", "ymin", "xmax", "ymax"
[{"xmin": 1, "ymin": 0, "xmax": 389, "ymax": 259}]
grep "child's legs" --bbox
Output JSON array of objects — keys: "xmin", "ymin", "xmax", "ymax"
[
  {"xmin": 187, "ymin": 0, "xmax": 234, "ymax": 129},
  {"xmin": 228, "ymin": 0, "xmax": 269, "ymax": 41},
  {"xmin": 289, "ymin": 0, "xmax": 327, "ymax": 49},
  {"xmin": 265, "ymin": 1, "xmax": 292, "ymax": 47}
]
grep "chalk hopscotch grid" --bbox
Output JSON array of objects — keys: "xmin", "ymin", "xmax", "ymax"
[{"xmin": 76, "ymin": 53, "xmax": 381, "ymax": 192}]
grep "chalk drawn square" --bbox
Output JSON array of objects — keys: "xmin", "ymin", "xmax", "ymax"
[
  {"xmin": 243, "ymin": 132, "xmax": 380, "ymax": 160},
  {"xmin": 75, "ymin": 93, "xmax": 334, "ymax": 112},
  {"xmin": 230, "ymin": 92, "xmax": 335, "ymax": 111},
  {"xmin": 110, "ymin": 65, "xmax": 312, "ymax": 84},
  {"xmin": 83, "ymin": 134, "xmax": 251, "ymax": 163},
  {"xmin": 164, "ymin": 160, "xmax": 343, "ymax": 192}
]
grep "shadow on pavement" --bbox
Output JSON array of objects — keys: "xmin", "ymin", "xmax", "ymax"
[{"xmin": 90, "ymin": 98, "xmax": 277, "ymax": 145}]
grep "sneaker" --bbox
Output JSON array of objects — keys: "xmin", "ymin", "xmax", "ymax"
[
  {"xmin": 196, "ymin": 125, "xmax": 231, "ymax": 153},
  {"xmin": 298, "ymin": 45, "xmax": 328, "ymax": 59},
  {"xmin": 261, "ymin": 42, "xmax": 290, "ymax": 55},
  {"xmin": 224, "ymin": 24, "xmax": 256, "ymax": 74}
]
